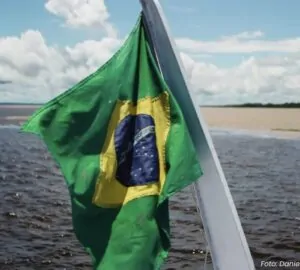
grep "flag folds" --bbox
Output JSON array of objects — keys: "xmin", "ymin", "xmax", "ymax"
[{"xmin": 21, "ymin": 15, "xmax": 202, "ymax": 270}]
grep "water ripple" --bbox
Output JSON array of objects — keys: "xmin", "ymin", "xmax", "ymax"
[{"xmin": 0, "ymin": 128, "xmax": 300, "ymax": 269}]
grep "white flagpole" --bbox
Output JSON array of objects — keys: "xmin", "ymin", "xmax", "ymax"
[{"xmin": 139, "ymin": 1, "xmax": 255, "ymax": 269}]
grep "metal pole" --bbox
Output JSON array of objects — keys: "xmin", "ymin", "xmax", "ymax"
[{"xmin": 139, "ymin": 1, "xmax": 255, "ymax": 269}]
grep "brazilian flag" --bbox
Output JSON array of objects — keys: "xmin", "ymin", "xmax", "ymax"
[{"xmin": 21, "ymin": 15, "xmax": 203, "ymax": 270}]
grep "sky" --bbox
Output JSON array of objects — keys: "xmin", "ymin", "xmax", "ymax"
[{"xmin": 1, "ymin": 0, "xmax": 300, "ymax": 105}]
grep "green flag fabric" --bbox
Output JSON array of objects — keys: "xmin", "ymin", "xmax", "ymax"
[{"xmin": 21, "ymin": 15, "xmax": 203, "ymax": 270}]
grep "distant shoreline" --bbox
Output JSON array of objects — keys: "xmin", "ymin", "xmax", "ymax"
[
  {"xmin": 0, "ymin": 104, "xmax": 42, "ymax": 109},
  {"xmin": 0, "ymin": 103, "xmax": 43, "ymax": 106},
  {"xmin": 1, "ymin": 105, "xmax": 300, "ymax": 139},
  {"xmin": 200, "ymin": 107, "xmax": 300, "ymax": 139},
  {"xmin": 202, "ymin": 102, "xmax": 300, "ymax": 108},
  {"xmin": 2, "ymin": 102, "xmax": 300, "ymax": 108}
]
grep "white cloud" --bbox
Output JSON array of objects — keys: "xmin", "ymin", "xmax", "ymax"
[
  {"xmin": 176, "ymin": 32, "xmax": 300, "ymax": 53},
  {"xmin": 1, "ymin": 0, "xmax": 300, "ymax": 105},
  {"xmin": 0, "ymin": 30, "xmax": 121, "ymax": 102},
  {"xmin": 222, "ymin": 31, "xmax": 264, "ymax": 40},
  {"xmin": 45, "ymin": 0, "xmax": 117, "ymax": 37},
  {"xmin": 181, "ymin": 52, "xmax": 300, "ymax": 104},
  {"xmin": 1, "ymin": 28, "xmax": 299, "ymax": 105}
]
